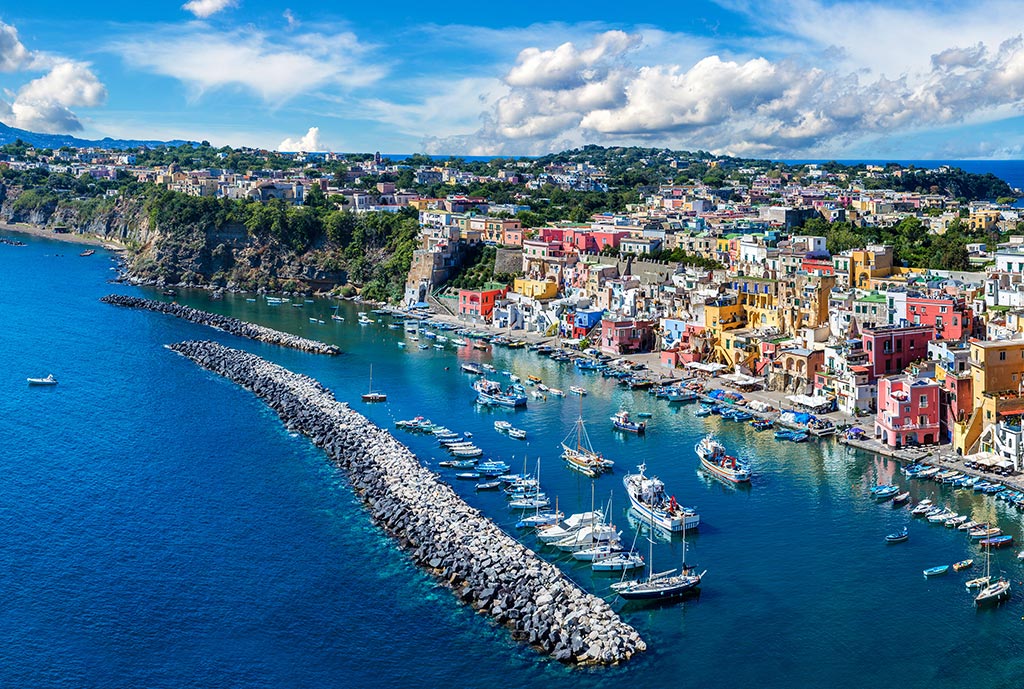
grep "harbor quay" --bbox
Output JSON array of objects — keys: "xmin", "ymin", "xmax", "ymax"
[
  {"xmin": 102, "ymin": 295, "xmax": 341, "ymax": 355},
  {"xmin": 167, "ymin": 339, "xmax": 646, "ymax": 665}
]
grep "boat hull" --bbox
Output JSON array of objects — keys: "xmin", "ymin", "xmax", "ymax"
[{"xmin": 699, "ymin": 456, "xmax": 751, "ymax": 483}]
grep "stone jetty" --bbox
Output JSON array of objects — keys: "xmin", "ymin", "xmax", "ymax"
[
  {"xmin": 101, "ymin": 295, "xmax": 340, "ymax": 355},
  {"xmin": 168, "ymin": 340, "xmax": 646, "ymax": 665}
]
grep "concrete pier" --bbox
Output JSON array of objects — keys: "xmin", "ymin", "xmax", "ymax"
[
  {"xmin": 102, "ymin": 295, "xmax": 340, "ymax": 355},
  {"xmin": 168, "ymin": 340, "xmax": 646, "ymax": 665}
]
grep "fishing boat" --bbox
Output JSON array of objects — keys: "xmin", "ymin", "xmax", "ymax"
[
  {"xmin": 980, "ymin": 535, "xmax": 1014, "ymax": 549},
  {"xmin": 751, "ymin": 418, "xmax": 774, "ymax": 431},
  {"xmin": 456, "ymin": 472, "xmax": 481, "ymax": 480},
  {"xmin": 80, "ymin": 249, "xmax": 95, "ymax": 256},
  {"xmin": 361, "ymin": 365, "xmax": 387, "ymax": 403},
  {"xmin": 970, "ymin": 527, "xmax": 1001, "ymax": 541},
  {"xmin": 27, "ymin": 374, "xmax": 58, "ymax": 386},
  {"xmin": 472, "ymin": 379, "xmax": 528, "ymax": 408},
  {"xmin": 885, "ymin": 527, "xmax": 909, "ymax": 543},
  {"xmin": 945, "ymin": 515, "xmax": 968, "ymax": 528},
  {"xmin": 623, "ymin": 463, "xmax": 700, "ymax": 532},
  {"xmin": 694, "ymin": 404, "xmax": 714, "ymax": 418},
  {"xmin": 612, "ymin": 508, "xmax": 703, "ymax": 601},
  {"xmin": 952, "ymin": 559, "xmax": 974, "ymax": 571},
  {"xmin": 774, "ymin": 428, "xmax": 809, "ymax": 442},
  {"xmin": 611, "ymin": 410, "xmax": 646, "ymax": 434},
  {"xmin": 569, "ymin": 386, "xmax": 587, "ymax": 396},
  {"xmin": 958, "ymin": 520, "xmax": 980, "ymax": 532},
  {"xmin": 508, "ymin": 427, "xmax": 527, "ymax": 440},
  {"xmin": 494, "ymin": 420, "xmax": 512, "ymax": 432},
  {"xmin": 475, "ymin": 481, "xmax": 501, "ymax": 491},
  {"xmin": 451, "ymin": 446, "xmax": 483, "ymax": 458},
  {"xmin": 548, "ymin": 388, "xmax": 566, "ymax": 397},
  {"xmin": 460, "ymin": 362, "xmax": 484, "ymax": 375},
  {"xmin": 923, "ymin": 565, "xmax": 950, "ymax": 577},
  {"xmin": 892, "ymin": 491, "xmax": 911, "ymax": 506},
  {"xmin": 871, "ymin": 484, "xmax": 900, "ymax": 501},
  {"xmin": 561, "ymin": 411, "xmax": 614, "ymax": 477},
  {"xmin": 695, "ymin": 435, "xmax": 751, "ymax": 483}
]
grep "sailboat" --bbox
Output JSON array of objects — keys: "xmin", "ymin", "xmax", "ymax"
[
  {"xmin": 361, "ymin": 365, "xmax": 387, "ymax": 402},
  {"xmin": 612, "ymin": 503, "xmax": 704, "ymax": 600},
  {"xmin": 560, "ymin": 400, "xmax": 614, "ymax": 477},
  {"xmin": 974, "ymin": 533, "xmax": 1011, "ymax": 605}
]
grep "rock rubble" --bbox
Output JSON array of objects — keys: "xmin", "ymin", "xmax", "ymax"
[
  {"xmin": 167, "ymin": 339, "xmax": 646, "ymax": 665},
  {"xmin": 101, "ymin": 295, "xmax": 340, "ymax": 355}
]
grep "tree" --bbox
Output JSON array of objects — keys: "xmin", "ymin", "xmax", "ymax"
[{"xmin": 569, "ymin": 205, "xmax": 591, "ymax": 223}]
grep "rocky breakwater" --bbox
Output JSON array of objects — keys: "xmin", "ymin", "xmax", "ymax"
[
  {"xmin": 167, "ymin": 339, "xmax": 646, "ymax": 665},
  {"xmin": 102, "ymin": 295, "xmax": 340, "ymax": 355}
]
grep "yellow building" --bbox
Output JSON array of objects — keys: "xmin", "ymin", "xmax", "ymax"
[
  {"xmin": 512, "ymin": 278, "xmax": 558, "ymax": 300},
  {"xmin": 954, "ymin": 339, "xmax": 1024, "ymax": 455},
  {"xmin": 850, "ymin": 245, "xmax": 894, "ymax": 289},
  {"xmin": 704, "ymin": 296, "xmax": 746, "ymax": 365},
  {"xmin": 969, "ymin": 209, "xmax": 1001, "ymax": 234}
]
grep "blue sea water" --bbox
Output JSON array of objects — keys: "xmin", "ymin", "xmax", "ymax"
[{"xmin": 4, "ymin": 234, "xmax": 1024, "ymax": 688}]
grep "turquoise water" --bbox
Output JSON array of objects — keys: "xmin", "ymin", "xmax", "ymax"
[{"xmin": 4, "ymin": 234, "xmax": 1024, "ymax": 688}]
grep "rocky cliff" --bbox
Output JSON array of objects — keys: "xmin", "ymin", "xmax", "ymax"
[{"xmin": 0, "ymin": 184, "xmax": 355, "ymax": 294}]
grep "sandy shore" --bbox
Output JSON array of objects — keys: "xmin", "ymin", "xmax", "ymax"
[{"xmin": 0, "ymin": 222, "xmax": 125, "ymax": 250}]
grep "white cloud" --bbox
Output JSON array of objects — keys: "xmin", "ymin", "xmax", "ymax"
[
  {"xmin": 420, "ymin": 16, "xmax": 1024, "ymax": 157},
  {"xmin": 1, "ymin": 61, "xmax": 107, "ymax": 132},
  {"xmin": 181, "ymin": 0, "xmax": 237, "ymax": 19},
  {"xmin": 0, "ymin": 20, "xmax": 31, "ymax": 72},
  {"xmin": 110, "ymin": 25, "xmax": 383, "ymax": 102},
  {"xmin": 278, "ymin": 126, "xmax": 327, "ymax": 151}
]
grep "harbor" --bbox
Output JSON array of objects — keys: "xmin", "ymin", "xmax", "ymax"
[{"xmin": 6, "ymin": 238, "xmax": 1024, "ymax": 688}]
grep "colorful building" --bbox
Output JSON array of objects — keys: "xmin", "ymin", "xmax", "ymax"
[
  {"xmin": 861, "ymin": 324, "xmax": 934, "ymax": 379},
  {"xmin": 457, "ymin": 282, "xmax": 508, "ymax": 322},
  {"xmin": 599, "ymin": 318, "xmax": 655, "ymax": 355},
  {"xmin": 875, "ymin": 376, "xmax": 941, "ymax": 447}
]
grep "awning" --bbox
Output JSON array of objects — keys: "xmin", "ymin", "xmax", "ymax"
[
  {"xmin": 786, "ymin": 394, "xmax": 833, "ymax": 409},
  {"xmin": 686, "ymin": 362, "xmax": 727, "ymax": 372}
]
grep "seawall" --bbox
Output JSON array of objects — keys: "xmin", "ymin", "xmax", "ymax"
[
  {"xmin": 167, "ymin": 340, "xmax": 646, "ymax": 665},
  {"xmin": 101, "ymin": 295, "xmax": 340, "ymax": 355}
]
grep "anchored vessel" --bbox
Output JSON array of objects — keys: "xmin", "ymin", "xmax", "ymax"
[
  {"xmin": 695, "ymin": 435, "xmax": 751, "ymax": 483},
  {"xmin": 622, "ymin": 463, "xmax": 699, "ymax": 532},
  {"xmin": 561, "ymin": 413, "xmax": 614, "ymax": 478}
]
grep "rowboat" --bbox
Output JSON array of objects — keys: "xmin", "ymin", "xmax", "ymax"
[
  {"xmin": 980, "ymin": 535, "xmax": 1014, "ymax": 549},
  {"xmin": 965, "ymin": 575, "xmax": 991, "ymax": 590},
  {"xmin": 475, "ymin": 481, "xmax": 501, "ymax": 491},
  {"xmin": 923, "ymin": 565, "xmax": 949, "ymax": 577},
  {"xmin": 892, "ymin": 491, "xmax": 911, "ymax": 506},
  {"xmin": 952, "ymin": 559, "xmax": 974, "ymax": 571}
]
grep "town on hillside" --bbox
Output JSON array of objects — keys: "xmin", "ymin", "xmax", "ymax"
[{"xmin": 3, "ymin": 141, "xmax": 1024, "ymax": 466}]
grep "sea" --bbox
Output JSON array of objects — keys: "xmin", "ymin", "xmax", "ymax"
[{"xmin": 4, "ymin": 234, "xmax": 1024, "ymax": 689}]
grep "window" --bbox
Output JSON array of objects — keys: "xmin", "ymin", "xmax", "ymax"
[
  {"xmin": 919, "ymin": 394, "xmax": 928, "ymax": 407},
  {"xmin": 1001, "ymin": 351, "xmax": 1007, "ymax": 361}
]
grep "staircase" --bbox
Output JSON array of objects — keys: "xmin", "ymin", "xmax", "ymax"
[{"xmin": 427, "ymin": 287, "xmax": 458, "ymax": 318}]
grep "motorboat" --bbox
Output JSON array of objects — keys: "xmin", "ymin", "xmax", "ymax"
[
  {"xmin": 27, "ymin": 374, "xmax": 58, "ymax": 386},
  {"xmin": 885, "ymin": 527, "xmax": 909, "ymax": 544},
  {"xmin": 695, "ymin": 435, "xmax": 751, "ymax": 483},
  {"xmin": 611, "ymin": 409, "xmax": 646, "ymax": 434}
]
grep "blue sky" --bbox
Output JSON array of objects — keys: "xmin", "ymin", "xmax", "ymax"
[{"xmin": 2, "ymin": 0, "xmax": 1024, "ymax": 157}]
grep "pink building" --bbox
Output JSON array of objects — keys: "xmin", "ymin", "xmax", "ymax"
[
  {"xmin": 875, "ymin": 376, "xmax": 940, "ymax": 447},
  {"xmin": 599, "ymin": 318, "xmax": 655, "ymax": 355},
  {"xmin": 862, "ymin": 324, "xmax": 934, "ymax": 380},
  {"xmin": 905, "ymin": 294, "xmax": 974, "ymax": 341}
]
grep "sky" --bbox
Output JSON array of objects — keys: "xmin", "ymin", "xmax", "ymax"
[{"xmin": 3, "ymin": 0, "xmax": 1024, "ymax": 158}]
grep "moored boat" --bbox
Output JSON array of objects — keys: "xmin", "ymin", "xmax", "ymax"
[
  {"xmin": 952, "ymin": 559, "xmax": 974, "ymax": 571},
  {"xmin": 923, "ymin": 565, "xmax": 950, "ymax": 577},
  {"xmin": 623, "ymin": 463, "xmax": 700, "ymax": 532},
  {"xmin": 885, "ymin": 527, "xmax": 909, "ymax": 543},
  {"xmin": 695, "ymin": 435, "xmax": 751, "ymax": 483},
  {"xmin": 611, "ymin": 409, "xmax": 646, "ymax": 434}
]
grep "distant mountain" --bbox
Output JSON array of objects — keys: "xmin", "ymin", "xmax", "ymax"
[{"xmin": 0, "ymin": 122, "xmax": 193, "ymax": 150}]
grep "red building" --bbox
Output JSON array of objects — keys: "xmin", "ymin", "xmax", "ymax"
[
  {"xmin": 875, "ymin": 376, "xmax": 940, "ymax": 447},
  {"xmin": 599, "ymin": 318, "xmax": 655, "ymax": 355},
  {"xmin": 906, "ymin": 294, "xmax": 974, "ymax": 340},
  {"xmin": 862, "ymin": 324, "xmax": 934, "ymax": 379},
  {"xmin": 458, "ymin": 283, "xmax": 508, "ymax": 322}
]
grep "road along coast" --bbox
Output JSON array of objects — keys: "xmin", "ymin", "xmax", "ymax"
[
  {"xmin": 167, "ymin": 339, "xmax": 646, "ymax": 665},
  {"xmin": 101, "ymin": 295, "xmax": 340, "ymax": 355}
]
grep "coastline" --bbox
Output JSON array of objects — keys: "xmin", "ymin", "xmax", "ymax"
[{"xmin": 0, "ymin": 222, "xmax": 126, "ymax": 250}]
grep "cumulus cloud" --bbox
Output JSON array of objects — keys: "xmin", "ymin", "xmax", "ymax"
[
  {"xmin": 425, "ymin": 26, "xmax": 1024, "ymax": 156},
  {"xmin": 181, "ymin": 0, "xmax": 237, "ymax": 19},
  {"xmin": 0, "ymin": 20, "xmax": 107, "ymax": 133},
  {"xmin": 278, "ymin": 126, "xmax": 326, "ymax": 151},
  {"xmin": 1, "ymin": 61, "xmax": 107, "ymax": 132},
  {"xmin": 0, "ymin": 21, "xmax": 31, "ymax": 72},
  {"xmin": 110, "ymin": 25, "xmax": 382, "ymax": 102}
]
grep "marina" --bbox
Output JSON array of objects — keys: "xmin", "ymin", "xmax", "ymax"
[{"xmin": 7, "ymin": 237, "xmax": 1024, "ymax": 688}]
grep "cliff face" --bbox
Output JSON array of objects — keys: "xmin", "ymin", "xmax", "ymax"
[{"xmin": 0, "ymin": 185, "xmax": 350, "ymax": 293}]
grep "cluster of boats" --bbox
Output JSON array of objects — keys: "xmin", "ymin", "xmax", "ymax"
[
  {"xmin": 905, "ymin": 464, "xmax": 1024, "ymax": 510},
  {"xmin": 695, "ymin": 403, "xmax": 808, "ymax": 441},
  {"xmin": 493, "ymin": 420, "xmax": 526, "ymax": 440},
  {"xmin": 472, "ymin": 378, "xmax": 528, "ymax": 408}
]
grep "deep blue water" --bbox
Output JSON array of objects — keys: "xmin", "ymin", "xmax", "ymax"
[
  {"xmin": 785, "ymin": 159, "xmax": 1024, "ymax": 194},
  {"xmin": 4, "ymin": 234, "xmax": 1024, "ymax": 688}
]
